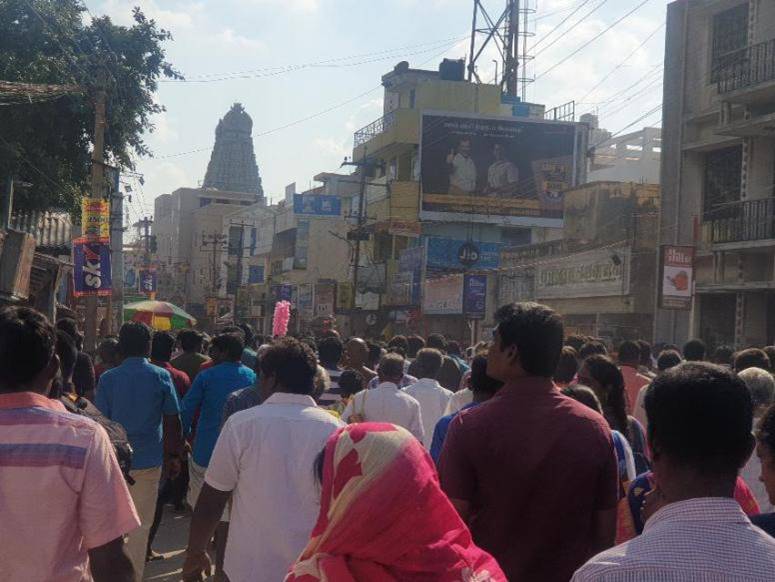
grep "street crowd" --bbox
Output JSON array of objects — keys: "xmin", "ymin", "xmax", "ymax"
[{"xmin": 3, "ymin": 302, "xmax": 775, "ymax": 581}]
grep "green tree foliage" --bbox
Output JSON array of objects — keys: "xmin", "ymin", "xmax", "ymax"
[{"xmin": 0, "ymin": 1, "xmax": 181, "ymax": 212}]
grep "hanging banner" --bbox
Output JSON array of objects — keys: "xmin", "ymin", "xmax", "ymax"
[
  {"xmin": 660, "ymin": 245, "xmax": 694, "ymax": 310},
  {"xmin": 463, "ymin": 274, "xmax": 487, "ymax": 319},
  {"xmin": 139, "ymin": 269, "xmax": 157, "ymax": 295},
  {"xmin": 72, "ymin": 238, "xmax": 112, "ymax": 297},
  {"xmin": 81, "ymin": 199, "xmax": 110, "ymax": 239}
]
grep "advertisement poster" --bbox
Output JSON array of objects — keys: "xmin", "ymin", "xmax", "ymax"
[
  {"xmin": 139, "ymin": 269, "xmax": 157, "ymax": 295},
  {"xmin": 315, "ymin": 281, "xmax": 336, "ymax": 317},
  {"xmin": 660, "ymin": 245, "xmax": 694, "ymax": 310},
  {"xmin": 423, "ymin": 274, "xmax": 464, "ymax": 315},
  {"xmin": 297, "ymin": 284, "xmax": 314, "ymax": 318},
  {"xmin": 73, "ymin": 238, "xmax": 112, "ymax": 296},
  {"xmin": 398, "ymin": 246, "xmax": 424, "ymax": 306},
  {"xmin": 425, "ymin": 237, "xmax": 501, "ymax": 272},
  {"xmin": 463, "ymin": 274, "xmax": 487, "ymax": 319},
  {"xmin": 272, "ymin": 284, "xmax": 295, "ymax": 302},
  {"xmin": 81, "ymin": 199, "xmax": 110, "ymax": 239},
  {"xmin": 247, "ymin": 265, "xmax": 265, "ymax": 284},
  {"xmin": 535, "ymin": 246, "xmax": 630, "ymax": 300},
  {"xmin": 420, "ymin": 112, "xmax": 579, "ymax": 227},
  {"xmin": 293, "ymin": 194, "xmax": 341, "ymax": 216}
]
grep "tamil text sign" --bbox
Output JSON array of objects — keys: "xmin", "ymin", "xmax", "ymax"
[
  {"xmin": 535, "ymin": 246, "xmax": 630, "ymax": 299},
  {"xmin": 660, "ymin": 245, "xmax": 694, "ymax": 310},
  {"xmin": 423, "ymin": 274, "xmax": 464, "ymax": 315},
  {"xmin": 82, "ymin": 199, "xmax": 110, "ymax": 239}
]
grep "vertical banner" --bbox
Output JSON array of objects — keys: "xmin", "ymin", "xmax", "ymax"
[
  {"xmin": 81, "ymin": 199, "xmax": 110, "ymax": 239},
  {"xmin": 139, "ymin": 269, "xmax": 157, "ymax": 295},
  {"xmin": 660, "ymin": 245, "xmax": 695, "ymax": 310},
  {"xmin": 72, "ymin": 238, "xmax": 112, "ymax": 296},
  {"xmin": 463, "ymin": 274, "xmax": 488, "ymax": 319}
]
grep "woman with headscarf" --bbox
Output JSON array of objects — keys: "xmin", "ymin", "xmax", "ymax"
[{"xmin": 286, "ymin": 423, "xmax": 506, "ymax": 582}]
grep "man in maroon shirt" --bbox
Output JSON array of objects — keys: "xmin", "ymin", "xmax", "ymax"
[
  {"xmin": 439, "ymin": 302, "xmax": 618, "ymax": 582},
  {"xmin": 151, "ymin": 331, "xmax": 191, "ymax": 399}
]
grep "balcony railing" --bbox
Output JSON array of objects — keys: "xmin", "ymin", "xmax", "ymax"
[
  {"xmin": 716, "ymin": 38, "xmax": 775, "ymax": 94},
  {"xmin": 353, "ymin": 110, "xmax": 396, "ymax": 148},
  {"xmin": 702, "ymin": 198, "xmax": 775, "ymax": 244}
]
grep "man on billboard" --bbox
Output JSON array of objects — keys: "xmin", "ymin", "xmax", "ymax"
[
  {"xmin": 486, "ymin": 142, "xmax": 519, "ymax": 196},
  {"xmin": 446, "ymin": 137, "xmax": 477, "ymax": 195}
]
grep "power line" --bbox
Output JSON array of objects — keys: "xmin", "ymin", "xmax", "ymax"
[{"xmin": 531, "ymin": 0, "xmax": 604, "ymax": 56}]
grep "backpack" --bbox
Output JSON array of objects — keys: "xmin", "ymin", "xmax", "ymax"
[{"xmin": 60, "ymin": 394, "xmax": 135, "ymax": 486}]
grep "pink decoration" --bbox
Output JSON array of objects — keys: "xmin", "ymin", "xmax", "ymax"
[{"xmin": 273, "ymin": 300, "xmax": 292, "ymax": 337}]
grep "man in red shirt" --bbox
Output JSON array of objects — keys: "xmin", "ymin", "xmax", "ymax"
[
  {"xmin": 151, "ymin": 331, "xmax": 191, "ymax": 399},
  {"xmin": 439, "ymin": 302, "xmax": 618, "ymax": 582}
]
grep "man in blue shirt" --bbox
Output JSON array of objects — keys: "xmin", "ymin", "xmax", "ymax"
[
  {"xmin": 430, "ymin": 354, "xmax": 502, "ymax": 464},
  {"xmin": 182, "ymin": 331, "xmax": 256, "ymax": 507},
  {"xmin": 96, "ymin": 322, "xmax": 183, "ymax": 579}
]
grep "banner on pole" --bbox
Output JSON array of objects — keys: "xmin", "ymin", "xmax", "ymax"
[
  {"xmin": 82, "ymin": 199, "xmax": 110, "ymax": 239},
  {"xmin": 73, "ymin": 238, "xmax": 112, "ymax": 297},
  {"xmin": 139, "ymin": 269, "xmax": 157, "ymax": 295}
]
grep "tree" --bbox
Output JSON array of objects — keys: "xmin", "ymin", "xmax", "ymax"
[{"xmin": 0, "ymin": 1, "xmax": 182, "ymax": 212}]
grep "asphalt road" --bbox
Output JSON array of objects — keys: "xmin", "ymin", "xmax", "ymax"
[{"xmin": 144, "ymin": 508, "xmax": 193, "ymax": 581}]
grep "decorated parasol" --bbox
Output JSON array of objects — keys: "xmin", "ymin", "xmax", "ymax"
[{"xmin": 123, "ymin": 300, "xmax": 197, "ymax": 331}]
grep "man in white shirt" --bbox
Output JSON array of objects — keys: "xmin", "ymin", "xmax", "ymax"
[
  {"xmin": 342, "ymin": 353, "xmax": 424, "ymax": 442},
  {"xmin": 405, "ymin": 348, "xmax": 452, "ymax": 448},
  {"xmin": 183, "ymin": 338, "xmax": 344, "ymax": 582},
  {"xmin": 446, "ymin": 138, "xmax": 477, "ymax": 194},
  {"xmin": 486, "ymin": 143, "xmax": 519, "ymax": 195}
]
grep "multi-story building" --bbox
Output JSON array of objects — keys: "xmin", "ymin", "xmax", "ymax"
[{"xmin": 656, "ymin": 0, "xmax": 775, "ymax": 348}]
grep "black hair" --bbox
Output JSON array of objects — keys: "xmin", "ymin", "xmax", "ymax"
[
  {"xmin": 212, "ymin": 333, "xmax": 245, "ymax": 362},
  {"xmin": 97, "ymin": 338, "xmax": 119, "ymax": 362},
  {"xmin": 260, "ymin": 338, "xmax": 317, "ymax": 394},
  {"xmin": 55, "ymin": 330, "xmax": 78, "ymax": 385},
  {"xmin": 151, "ymin": 331, "xmax": 176, "ymax": 362},
  {"xmin": 426, "ymin": 333, "xmax": 447, "ymax": 352},
  {"xmin": 338, "ymin": 369, "xmax": 364, "ymax": 398},
  {"xmin": 470, "ymin": 355, "xmax": 502, "ymax": 397},
  {"xmin": 318, "ymin": 336, "xmax": 344, "ymax": 368},
  {"xmin": 387, "ymin": 346, "xmax": 407, "ymax": 358},
  {"xmin": 683, "ymin": 339, "xmax": 706, "ymax": 362},
  {"xmin": 414, "ymin": 348, "xmax": 443, "ymax": 379},
  {"xmin": 314, "ymin": 446, "xmax": 326, "ymax": 486},
  {"xmin": 407, "ymin": 335, "xmax": 426, "ymax": 358},
  {"xmin": 178, "ymin": 329, "xmax": 204, "ymax": 352},
  {"xmin": 237, "ymin": 323, "xmax": 256, "ymax": 349},
  {"xmin": 657, "ymin": 349, "xmax": 682, "ymax": 372},
  {"xmin": 562, "ymin": 384, "xmax": 603, "ymax": 415},
  {"xmin": 56, "ymin": 317, "xmax": 82, "ymax": 350},
  {"xmin": 756, "ymin": 403, "xmax": 775, "ymax": 455},
  {"xmin": 645, "ymin": 362, "xmax": 753, "ymax": 476},
  {"xmin": 255, "ymin": 334, "xmax": 265, "ymax": 346},
  {"xmin": 565, "ymin": 335, "xmax": 586, "ymax": 352},
  {"xmin": 221, "ymin": 325, "xmax": 245, "ymax": 338},
  {"xmin": 583, "ymin": 354, "xmax": 629, "ymax": 437},
  {"xmin": 118, "ymin": 322, "xmax": 152, "ymax": 358},
  {"xmin": 447, "ymin": 340, "xmax": 462, "ymax": 356},
  {"xmin": 301, "ymin": 337, "xmax": 318, "ymax": 354},
  {"xmin": 0, "ymin": 307, "xmax": 56, "ymax": 392},
  {"xmin": 579, "ymin": 341, "xmax": 607, "ymax": 360},
  {"xmin": 636, "ymin": 340, "xmax": 653, "ymax": 367},
  {"xmin": 378, "ymin": 353, "xmax": 405, "ymax": 381},
  {"xmin": 387, "ymin": 335, "xmax": 409, "ymax": 353},
  {"xmin": 367, "ymin": 341, "xmax": 384, "ymax": 369},
  {"xmin": 554, "ymin": 346, "xmax": 579, "ymax": 384},
  {"xmin": 618, "ymin": 340, "xmax": 641, "ymax": 365},
  {"xmin": 734, "ymin": 348, "xmax": 771, "ymax": 373},
  {"xmin": 494, "ymin": 302, "xmax": 563, "ymax": 377},
  {"xmin": 763, "ymin": 347, "xmax": 775, "ymax": 371}
]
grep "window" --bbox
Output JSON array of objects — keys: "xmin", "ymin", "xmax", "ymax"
[
  {"xmin": 228, "ymin": 226, "xmax": 243, "ymax": 256},
  {"xmin": 199, "ymin": 197, "xmax": 212, "ymax": 207},
  {"xmin": 703, "ymin": 145, "xmax": 742, "ymax": 216},
  {"xmin": 409, "ymin": 89, "xmax": 416, "ymax": 109},
  {"xmin": 710, "ymin": 3, "xmax": 749, "ymax": 82}
]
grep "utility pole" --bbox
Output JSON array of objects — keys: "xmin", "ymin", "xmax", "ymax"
[
  {"xmin": 229, "ymin": 219, "xmax": 255, "ymax": 321},
  {"xmin": 1, "ymin": 176, "xmax": 14, "ymax": 229},
  {"xmin": 134, "ymin": 216, "xmax": 154, "ymax": 299},
  {"xmin": 84, "ymin": 87, "xmax": 107, "ymax": 353},
  {"xmin": 106, "ymin": 176, "xmax": 126, "ymax": 334},
  {"xmin": 201, "ymin": 232, "xmax": 227, "ymax": 296}
]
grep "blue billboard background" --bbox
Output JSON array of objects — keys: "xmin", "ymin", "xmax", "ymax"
[{"xmin": 425, "ymin": 237, "xmax": 502, "ymax": 272}]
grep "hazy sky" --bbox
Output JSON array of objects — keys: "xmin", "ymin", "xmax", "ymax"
[{"xmin": 84, "ymin": 0, "xmax": 669, "ymax": 224}]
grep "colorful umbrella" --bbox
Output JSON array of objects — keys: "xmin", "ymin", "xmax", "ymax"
[{"xmin": 123, "ymin": 300, "xmax": 197, "ymax": 331}]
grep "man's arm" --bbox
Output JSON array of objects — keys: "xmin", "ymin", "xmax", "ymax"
[
  {"xmin": 89, "ymin": 537, "xmax": 134, "ymax": 582},
  {"xmin": 183, "ymin": 483, "xmax": 231, "ymax": 579},
  {"xmin": 438, "ymin": 415, "xmax": 475, "ymax": 525},
  {"xmin": 181, "ymin": 373, "xmax": 205, "ymax": 435},
  {"xmin": 589, "ymin": 432, "xmax": 620, "ymax": 556},
  {"xmin": 163, "ymin": 413, "xmax": 184, "ymax": 457}
]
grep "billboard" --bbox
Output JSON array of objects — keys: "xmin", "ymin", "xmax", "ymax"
[
  {"xmin": 660, "ymin": 245, "xmax": 694, "ymax": 310},
  {"xmin": 293, "ymin": 194, "xmax": 341, "ymax": 216},
  {"xmin": 247, "ymin": 265, "xmax": 265, "ymax": 284},
  {"xmin": 535, "ymin": 246, "xmax": 630, "ymax": 300},
  {"xmin": 425, "ymin": 237, "xmax": 501, "ymax": 272},
  {"xmin": 423, "ymin": 274, "xmax": 464, "ymax": 315},
  {"xmin": 315, "ymin": 281, "xmax": 336, "ymax": 317},
  {"xmin": 420, "ymin": 112, "xmax": 579, "ymax": 227},
  {"xmin": 463, "ymin": 274, "xmax": 487, "ymax": 319},
  {"xmin": 139, "ymin": 269, "xmax": 157, "ymax": 295},
  {"xmin": 398, "ymin": 246, "xmax": 424, "ymax": 306},
  {"xmin": 73, "ymin": 238, "xmax": 112, "ymax": 297}
]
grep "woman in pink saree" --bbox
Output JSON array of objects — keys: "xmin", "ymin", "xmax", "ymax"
[{"xmin": 286, "ymin": 422, "xmax": 505, "ymax": 582}]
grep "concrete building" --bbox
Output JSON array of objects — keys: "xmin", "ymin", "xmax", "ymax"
[{"xmin": 656, "ymin": 0, "xmax": 775, "ymax": 349}]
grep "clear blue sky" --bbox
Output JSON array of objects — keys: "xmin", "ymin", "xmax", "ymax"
[{"xmin": 86, "ymin": 0, "xmax": 669, "ymax": 224}]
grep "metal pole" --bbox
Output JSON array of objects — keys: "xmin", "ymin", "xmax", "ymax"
[
  {"xmin": 2, "ymin": 175, "xmax": 14, "ymax": 229},
  {"xmin": 352, "ymin": 168, "xmax": 367, "ymax": 307},
  {"xmin": 468, "ymin": 1, "xmax": 480, "ymax": 82},
  {"xmin": 505, "ymin": 0, "xmax": 520, "ymax": 97}
]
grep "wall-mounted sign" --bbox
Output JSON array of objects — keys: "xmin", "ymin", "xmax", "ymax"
[
  {"xmin": 660, "ymin": 245, "xmax": 694, "ymax": 310},
  {"xmin": 423, "ymin": 274, "xmax": 464, "ymax": 315},
  {"xmin": 293, "ymin": 194, "xmax": 341, "ymax": 216},
  {"xmin": 535, "ymin": 246, "xmax": 630, "ymax": 299}
]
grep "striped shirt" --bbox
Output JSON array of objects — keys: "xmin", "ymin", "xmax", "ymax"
[
  {"xmin": 572, "ymin": 497, "xmax": 775, "ymax": 581},
  {"xmin": 0, "ymin": 391, "xmax": 139, "ymax": 581}
]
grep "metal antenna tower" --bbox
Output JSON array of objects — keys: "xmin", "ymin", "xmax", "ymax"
[{"xmin": 467, "ymin": 0, "xmax": 535, "ymax": 98}]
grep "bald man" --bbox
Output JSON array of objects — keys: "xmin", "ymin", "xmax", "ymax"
[{"xmin": 344, "ymin": 338, "xmax": 377, "ymax": 382}]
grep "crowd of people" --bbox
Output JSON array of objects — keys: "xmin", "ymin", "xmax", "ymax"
[{"xmin": 3, "ymin": 302, "xmax": 775, "ymax": 581}]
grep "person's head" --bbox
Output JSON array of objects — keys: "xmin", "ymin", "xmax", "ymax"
[
  {"xmin": 52, "ymin": 330, "xmax": 78, "ymax": 397},
  {"xmin": 97, "ymin": 337, "xmax": 120, "ymax": 367},
  {"xmin": 562, "ymin": 384, "xmax": 604, "ymax": 415},
  {"xmin": 488, "ymin": 302, "xmax": 563, "ymax": 381},
  {"xmin": 259, "ymin": 337, "xmax": 318, "ymax": 395},
  {"xmin": 338, "ymin": 369, "xmax": 364, "ymax": 399},
  {"xmin": 578, "ymin": 354, "xmax": 627, "ymax": 434},
  {"xmin": 387, "ymin": 335, "xmax": 409, "ymax": 354},
  {"xmin": 755, "ymin": 403, "xmax": 775, "ymax": 506},
  {"xmin": 735, "ymin": 348, "xmax": 771, "ymax": 373},
  {"xmin": 414, "ymin": 348, "xmax": 443, "ymax": 380},
  {"xmin": 645, "ymin": 363, "xmax": 754, "ymax": 499},
  {"xmin": 458, "ymin": 138, "xmax": 471, "ymax": 157},
  {"xmin": 553, "ymin": 346, "xmax": 579, "ymax": 385},
  {"xmin": 492, "ymin": 142, "xmax": 505, "ymax": 160},
  {"xmin": 237, "ymin": 323, "xmax": 256, "ymax": 350},
  {"xmin": 579, "ymin": 340, "xmax": 607, "ymax": 360},
  {"xmin": 738, "ymin": 367, "xmax": 775, "ymax": 417},
  {"xmin": 426, "ymin": 333, "xmax": 447, "ymax": 353},
  {"xmin": 211, "ymin": 332, "xmax": 245, "ymax": 363},
  {"xmin": 469, "ymin": 355, "xmax": 502, "ymax": 402},
  {"xmin": 657, "ymin": 349, "xmax": 683, "ymax": 373},
  {"xmin": 150, "ymin": 331, "xmax": 176, "ymax": 363},
  {"xmin": 377, "ymin": 353, "xmax": 405, "ymax": 384},
  {"xmin": 710, "ymin": 345, "xmax": 734, "ymax": 366},
  {"xmin": 367, "ymin": 341, "xmax": 385, "ymax": 369},
  {"xmin": 345, "ymin": 338, "xmax": 369, "ymax": 368},
  {"xmin": 178, "ymin": 329, "xmax": 204, "ymax": 353},
  {"xmin": 636, "ymin": 340, "xmax": 653, "ymax": 368},
  {"xmin": 617, "ymin": 340, "xmax": 641, "ymax": 366},
  {"xmin": 407, "ymin": 335, "xmax": 426, "ymax": 358},
  {"xmin": 312, "ymin": 365, "xmax": 331, "ymax": 401},
  {"xmin": 318, "ymin": 336, "xmax": 344, "ymax": 369},
  {"xmin": 682, "ymin": 339, "xmax": 706, "ymax": 362},
  {"xmin": 56, "ymin": 317, "xmax": 83, "ymax": 351},
  {"xmin": 565, "ymin": 335, "xmax": 586, "ymax": 352},
  {"xmin": 447, "ymin": 341, "xmax": 462, "ymax": 357},
  {"xmin": 118, "ymin": 322, "xmax": 152, "ymax": 358},
  {"xmin": 0, "ymin": 307, "xmax": 58, "ymax": 394}
]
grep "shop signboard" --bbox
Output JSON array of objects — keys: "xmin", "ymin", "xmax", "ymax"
[
  {"xmin": 72, "ymin": 238, "xmax": 112, "ymax": 297},
  {"xmin": 535, "ymin": 246, "xmax": 630, "ymax": 299},
  {"xmin": 297, "ymin": 284, "xmax": 314, "ymax": 318},
  {"xmin": 659, "ymin": 245, "xmax": 694, "ymax": 310},
  {"xmin": 425, "ymin": 237, "xmax": 501, "ymax": 272},
  {"xmin": 293, "ymin": 194, "xmax": 341, "ymax": 216},
  {"xmin": 423, "ymin": 274, "xmax": 464, "ymax": 315},
  {"xmin": 463, "ymin": 274, "xmax": 487, "ymax": 318},
  {"xmin": 315, "ymin": 281, "xmax": 336, "ymax": 317}
]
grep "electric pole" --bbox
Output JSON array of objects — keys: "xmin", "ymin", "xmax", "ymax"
[
  {"xmin": 201, "ymin": 233, "xmax": 228, "ymax": 296},
  {"xmin": 229, "ymin": 220, "xmax": 255, "ymax": 321}
]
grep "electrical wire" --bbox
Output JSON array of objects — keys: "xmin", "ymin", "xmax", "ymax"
[{"xmin": 532, "ymin": 0, "xmax": 608, "ymax": 58}]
